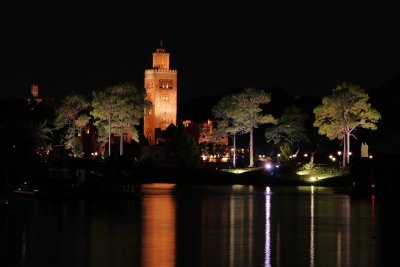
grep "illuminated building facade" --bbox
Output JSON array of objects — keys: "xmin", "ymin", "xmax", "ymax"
[
  {"xmin": 144, "ymin": 42, "xmax": 177, "ymax": 145},
  {"xmin": 184, "ymin": 119, "xmax": 230, "ymax": 162},
  {"xmin": 183, "ymin": 119, "xmax": 228, "ymax": 146}
]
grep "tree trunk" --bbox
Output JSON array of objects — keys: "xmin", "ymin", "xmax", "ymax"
[
  {"xmin": 310, "ymin": 151, "xmax": 315, "ymax": 164},
  {"xmin": 73, "ymin": 129, "xmax": 76, "ymax": 156},
  {"xmin": 233, "ymin": 133, "xmax": 236, "ymax": 168},
  {"xmin": 108, "ymin": 119, "xmax": 111, "ymax": 157},
  {"xmin": 342, "ymin": 127, "xmax": 346, "ymax": 167},
  {"xmin": 346, "ymin": 128, "xmax": 350, "ymax": 165},
  {"xmin": 120, "ymin": 134, "xmax": 124, "ymax": 156},
  {"xmin": 341, "ymin": 126, "xmax": 352, "ymax": 167},
  {"xmin": 249, "ymin": 126, "xmax": 254, "ymax": 167}
]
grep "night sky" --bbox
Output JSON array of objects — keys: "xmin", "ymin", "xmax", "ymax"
[{"xmin": 1, "ymin": 1, "xmax": 399, "ymax": 102}]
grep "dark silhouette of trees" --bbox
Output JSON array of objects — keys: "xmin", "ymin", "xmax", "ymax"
[{"xmin": 265, "ymin": 105, "xmax": 309, "ymax": 159}]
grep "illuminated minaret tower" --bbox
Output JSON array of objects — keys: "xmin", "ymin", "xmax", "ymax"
[
  {"xmin": 31, "ymin": 84, "xmax": 39, "ymax": 98},
  {"xmin": 144, "ymin": 41, "xmax": 177, "ymax": 145},
  {"xmin": 28, "ymin": 83, "xmax": 42, "ymax": 104}
]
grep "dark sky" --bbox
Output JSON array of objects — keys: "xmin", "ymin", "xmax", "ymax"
[{"xmin": 1, "ymin": 1, "xmax": 399, "ymax": 102}]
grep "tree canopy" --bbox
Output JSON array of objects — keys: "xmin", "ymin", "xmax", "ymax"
[
  {"xmin": 91, "ymin": 82, "xmax": 148, "ymax": 157},
  {"xmin": 212, "ymin": 88, "xmax": 276, "ymax": 167},
  {"xmin": 313, "ymin": 82, "xmax": 381, "ymax": 166},
  {"xmin": 265, "ymin": 105, "xmax": 309, "ymax": 158},
  {"xmin": 54, "ymin": 94, "xmax": 90, "ymax": 156},
  {"xmin": 212, "ymin": 93, "xmax": 247, "ymax": 167}
]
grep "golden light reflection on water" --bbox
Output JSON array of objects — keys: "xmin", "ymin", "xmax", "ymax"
[
  {"xmin": 142, "ymin": 185, "xmax": 176, "ymax": 267},
  {"xmin": 5, "ymin": 184, "xmax": 381, "ymax": 267},
  {"xmin": 141, "ymin": 183, "xmax": 176, "ymax": 190},
  {"xmin": 137, "ymin": 184, "xmax": 378, "ymax": 267}
]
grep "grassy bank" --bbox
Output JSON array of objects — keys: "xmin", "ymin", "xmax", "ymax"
[{"xmin": 137, "ymin": 164, "xmax": 350, "ymax": 187}]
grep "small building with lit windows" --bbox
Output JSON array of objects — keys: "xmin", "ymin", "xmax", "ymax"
[{"xmin": 183, "ymin": 119, "xmax": 229, "ymax": 163}]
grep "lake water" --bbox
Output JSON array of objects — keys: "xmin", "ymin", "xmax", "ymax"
[{"xmin": 1, "ymin": 184, "xmax": 398, "ymax": 267}]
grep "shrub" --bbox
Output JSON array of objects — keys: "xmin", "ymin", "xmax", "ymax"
[{"xmin": 302, "ymin": 162, "xmax": 314, "ymax": 171}]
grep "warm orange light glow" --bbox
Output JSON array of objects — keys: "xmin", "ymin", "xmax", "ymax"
[
  {"xmin": 142, "ymin": 183, "xmax": 175, "ymax": 190},
  {"xmin": 142, "ymin": 188, "xmax": 176, "ymax": 267},
  {"xmin": 144, "ymin": 44, "xmax": 177, "ymax": 145},
  {"xmin": 31, "ymin": 84, "xmax": 39, "ymax": 98}
]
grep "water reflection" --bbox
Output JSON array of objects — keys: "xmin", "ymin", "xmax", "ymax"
[
  {"xmin": 142, "ymin": 184, "xmax": 176, "ymax": 267},
  {"xmin": 199, "ymin": 185, "xmax": 263, "ymax": 267},
  {"xmin": 310, "ymin": 186, "xmax": 315, "ymax": 267},
  {"xmin": 337, "ymin": 189, "xmax": 350, "ymax": 267},
  {"xmin": 0, "ymin": 184, "xmax": 383, "ymax": 267},
  {"xmin": 265, "ymin": 186, "xmax": 271, "ymax": 267},
  {"xmin": 229, "ymin": 185, "xmax": 254, "ymax": 267}
]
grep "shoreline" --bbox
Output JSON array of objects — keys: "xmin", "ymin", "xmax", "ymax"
[{"xmin": 10, "ymin": 165, "xmax": 352, "ymax": 200}]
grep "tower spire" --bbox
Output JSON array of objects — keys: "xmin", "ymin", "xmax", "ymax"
[{"xmin": 156, "ymin": 40, "xmax": 166, "ymax": 53}]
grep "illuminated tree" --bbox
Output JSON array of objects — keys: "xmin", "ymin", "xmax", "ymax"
[
  {"xmin": 55, "ymin": 94, "xmax": 89, "ymax": 156},
  {"xmin": 213, "ymin": 88, "xmax": 276, "ymax": 167},
  {"xmin": 313, "ymin": 82, "xmax": 381, "ymax": 167},
  {"xmin": 212, "ymin": 94, "xmax": 246, "ymax": 168},
  {"xmin": 91, "ymin": 82, "xmax": 149, "ymax": 157},
  {"xmin": 32, "ymin": 120, "xmax": 54, "ymax": 155}
]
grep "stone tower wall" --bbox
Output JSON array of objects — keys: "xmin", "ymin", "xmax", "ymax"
[{"xmin": 144, "ymin": 48, "xmax": 177, "ymax": 145}]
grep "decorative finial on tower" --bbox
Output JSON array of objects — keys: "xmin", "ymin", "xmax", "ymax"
[{"xmin": 156, "ymin": 40, "xmax": 166, "ymax": 53}]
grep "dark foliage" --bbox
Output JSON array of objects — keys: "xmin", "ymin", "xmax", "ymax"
[{"xmin": 168, "ymin": 121, "xmax": 201, "ymax": 168}]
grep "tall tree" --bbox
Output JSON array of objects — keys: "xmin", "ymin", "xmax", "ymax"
[
  {"xmin": 54, "ymin": 94, "xmax": 89, "ymax": 156},
  {"xmin": 265, "ymin": 105, "xmax": 309, "ymax": 156},
  {"xmin": 213, "ymin": 88, "xmax": 276, "ymax": 167},
  {"xmin": 91, "ymin": 83, "xmax": 149, "ymax": 157},
  {"xmin": 31, "ymin": 120, "xmax": 54, "ymax": 155},
  {"xmin": 212, "ymin": 94, "xmax": 246, "ymax": 168},
  {"xmin": 313, "ymin": 82, "xmax": 381, "ymax": 167}
]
